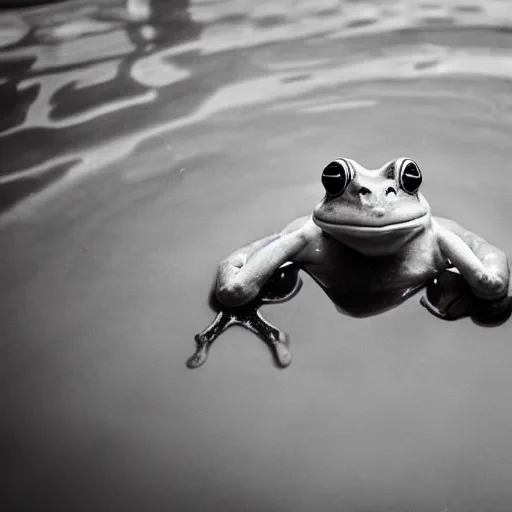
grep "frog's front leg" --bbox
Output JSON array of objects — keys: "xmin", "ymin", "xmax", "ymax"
[
  {"xmin": 435, "ymin": 219, "xmax": 510, "ymax": 319},
  {"xmin": 215, "ymin": 216, "xmax": 317, "ymax": 307}
]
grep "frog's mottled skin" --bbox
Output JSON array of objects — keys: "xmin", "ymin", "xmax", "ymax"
[{"xmin": 189, "ymin": 158, "xmax": 510, "ymax": 368}]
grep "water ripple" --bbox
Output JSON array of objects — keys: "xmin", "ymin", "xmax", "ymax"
[{"xmin": 1, "ymin": 0, "xmax": 512, "ymax": 214}]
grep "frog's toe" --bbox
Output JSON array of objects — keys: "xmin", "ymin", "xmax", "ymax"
[
  {"xmin": 186, "ymin": 344, "xmax": 209, "ymax": 369},
  {"xmin": 277, "ymin": 330, "xmax": 289, "ymax": 345},
  {"xmin": 421, "ymin": 270, "xmax": 472, "ymax": 320},
  {"xmin": 274, "ymin": 342, "xmax": 292, "ymax": 368}
]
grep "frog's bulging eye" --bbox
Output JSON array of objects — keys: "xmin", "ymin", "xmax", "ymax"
[
  {"xmin": 399, "ymin": 159, "xmax": 422, "ymax": 194},
  {"xmin": 321, "ymin": 159, "xmax": 351, "ymax": 196}
]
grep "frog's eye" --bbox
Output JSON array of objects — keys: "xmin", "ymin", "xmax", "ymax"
[
  {"xmin": 399, "ymin": 159, "xmax": 422, "ymax": 194},
  {"xmin": 321, "ymin": 159, "xmax": 352, "ymax": 196}
]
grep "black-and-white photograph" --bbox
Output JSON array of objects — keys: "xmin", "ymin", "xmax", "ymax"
[{"xmin": 1, "ymin": 1, "xmax": 512, "ymax": 511}]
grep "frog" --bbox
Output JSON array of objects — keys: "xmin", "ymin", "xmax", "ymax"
[{"xmin": 188, "ymin": 157, "xmax": 511, "ymax": 369}]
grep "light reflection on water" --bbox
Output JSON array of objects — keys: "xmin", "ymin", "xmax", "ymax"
[
  {"xmin": 1, "ymin": 0, "xmax": 512, "ymax": 213},
  {"xmin": 2, "ymin": 2, "xmax": 512, "ymax": 512}
]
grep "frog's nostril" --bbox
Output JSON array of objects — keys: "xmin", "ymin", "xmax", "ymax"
[
  {"xmin": 386, "ymin": 186, "xmax": 397, "ymax": 195},
  {"xmin": 359, "ymin": 186, "xmax": 371, "ymax": 196}
]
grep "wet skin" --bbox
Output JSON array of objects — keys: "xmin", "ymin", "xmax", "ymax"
[
  {"xmin": 216, "ymin": 157, "xmax": 511, "ymax": 312},
  {"xmin": 189, "ymin": 158, "xmax": 511, "ymax": 368}
]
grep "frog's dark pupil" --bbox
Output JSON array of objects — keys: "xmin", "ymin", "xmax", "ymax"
[
  {"xmin": 401, "ymin": 161, "xmax": 422, "ymax": 194},
  {"xmin": 322, "ymin": 161, "xmax": 349, "ymax": 196}
]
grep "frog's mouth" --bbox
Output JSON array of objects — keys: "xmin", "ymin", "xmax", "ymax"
[{"xmin": 313, "ymin": 212, "xmax": 429, "ymax": 238}]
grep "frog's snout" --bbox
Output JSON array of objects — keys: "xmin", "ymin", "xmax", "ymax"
[
  {"xmin": 357, "ymin": 181, "xmax": 398, "ymax": 202},
  {"xmin": 359, "ymin": 186, "xmax": 398, "ymax": 213}
]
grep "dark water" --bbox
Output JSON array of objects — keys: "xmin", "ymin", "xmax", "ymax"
[{"xmin": 2, "ymin": 1, "xmax": 512, "ymax": 511}]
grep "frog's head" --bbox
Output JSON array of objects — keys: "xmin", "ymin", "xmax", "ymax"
[{"xmin": 312, "ymin": 158, "xmax": 431, "ymax": 256}]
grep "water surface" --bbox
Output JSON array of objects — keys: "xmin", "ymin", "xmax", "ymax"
[{"xmin": 2, "ymin": 1, "xmax": 512, "ymax": 511}]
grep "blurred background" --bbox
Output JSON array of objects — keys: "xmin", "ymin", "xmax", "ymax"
[{"xmin": 2, "ymin": 1, "xmax": 512, "ymax": 511}]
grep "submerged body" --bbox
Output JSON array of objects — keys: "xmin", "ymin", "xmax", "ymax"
[{"xmin": 294, "ymin": 215, "xmax": 445, "ymax": 316}]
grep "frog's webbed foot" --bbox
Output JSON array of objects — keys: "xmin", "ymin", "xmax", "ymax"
[
  {"xmin": 242, "ymin": 310, "xmax": 292, "ymax": 368},
  {"xmin": 187, "ymin": 311, "xmax": 234, "ymax": 369},
  {"xmin": 188, "ymin": 305, "xmax": 292, "ymax": 369},
  {"xmin": 188, "ymin": 262, "xmax": 301, "ymax": 369}
]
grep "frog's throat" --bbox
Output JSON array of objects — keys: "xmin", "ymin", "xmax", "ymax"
[{"xmin": 313, "ymin": 213, "xmax": 429, "ymax": 238}]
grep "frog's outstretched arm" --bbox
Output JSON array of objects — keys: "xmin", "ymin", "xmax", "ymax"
[
  {"xmin": 215, "ymin": 216, "xmax": 317, "ymax": 306},
  {"xmin": 435, "ymin": 217, "xmax": 511, "ymax": 300}
]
